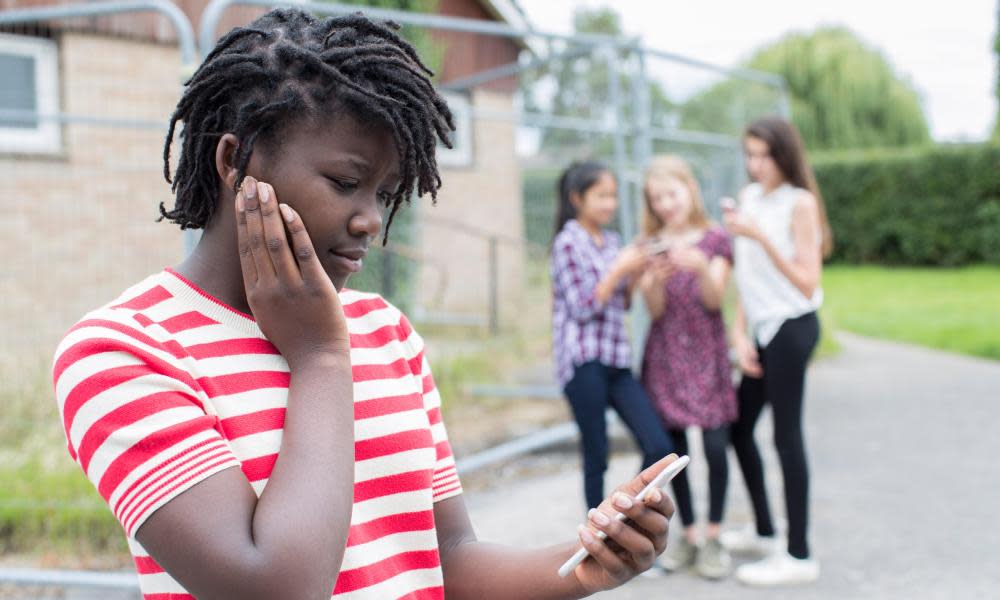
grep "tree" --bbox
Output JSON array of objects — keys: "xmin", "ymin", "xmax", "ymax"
[{"xmin": 680, "ymin": 27, "xmax": 931, "ymax": 151}]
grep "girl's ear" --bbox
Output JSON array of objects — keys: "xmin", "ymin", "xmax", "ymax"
[
  {"xmin": 569, "ymin": 190, "xmax": 583, "ymax": 211},
  {"xmin": 214, "ymin": 133, "xmax": 241, "ymax": 193}
]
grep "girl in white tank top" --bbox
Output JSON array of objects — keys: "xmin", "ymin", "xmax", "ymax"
[
  {"xmin": 733, "ymin": 182, "xmax": 823, "ymax": 347},
  {"xmin": 721, "ymin": 117, "xmax": 831, "ymax": 587}
]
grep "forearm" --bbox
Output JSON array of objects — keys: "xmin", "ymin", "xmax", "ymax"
[
  {"xmin": 251, "ymin": 355, "xmax": 356, "ymax": 591},
  {"xmin": 442, "ymin": 541, "xmax": 590, "ymax": 600},
  {"xmin": 731, "ymin": 302, "xmax": 749, "ymax": 343},
  {"xmin": 695, "ymin": 268, "xmax": 724, "ymax": 311},
  {"xmin": 639, "ymin": 276, "xmax": 666, "ymax": 320},
  {"xmin": 594, "ymin": 267, "xmax": 624, "ymax": 306},
  {"xmin": 758, "ymin": 236, "xmax": 818, "ymax": 297}
]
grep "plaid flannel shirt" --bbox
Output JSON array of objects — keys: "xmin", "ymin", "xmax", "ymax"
[{"xmin": 550, "ymin": 220, "xmax": 632, "ymax": 388}]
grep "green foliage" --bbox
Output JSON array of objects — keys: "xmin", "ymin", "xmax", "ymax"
[
  {"xmin": 814, "ymin": 143, "xmax": 1000, "ymax": 265},
  {"xmin": 682, "ymin": 27, "xmax": 930, "ymax": 150},
  {"xmin": 0, "ymin": 463, "xmax": 126, "ymax": 555},
  {"xmin": 823, "ymin": 265, "xmax": 1000, "ymax": 360},
  {"xmin": 522, "ymin": 167, "xmax": 562, "ymax": 247}
]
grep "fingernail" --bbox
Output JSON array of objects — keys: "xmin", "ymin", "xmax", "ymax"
[
  {"xmin": 589, "ymin": 509, "xmax": 610, "ymax": 527},
  {"xmin": 647, "ymin": 488, "xmax": 662, "ymax": 504},
  {"xmin": 613, "ymin": 493, "xmax": 633, "ymax": 510},
  {"xmin": 279, "ymin": 203, "xmax": 294, "ymax": 222},
  {"xmin": 259, "ymin": 183, "xmax": 269, "ymax": 204},
  {"xmin": 242, "ymin": 176, "xmax": 256, "ymax": 199},
  {"xmin": 578, "ymin": 525, "xmax": 595, "ymax": 545},
  {"xmin": 236, "ymin": 191, "xmax": 244, "ymax": 211}
]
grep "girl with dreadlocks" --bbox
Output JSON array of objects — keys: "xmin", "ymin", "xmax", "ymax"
[{"xmin": 52, "ymin": 9, "xmax": 676, "ymax": 600}]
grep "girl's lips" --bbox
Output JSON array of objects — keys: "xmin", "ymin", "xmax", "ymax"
[{"xmin": 329, "ymin": 251, "xmax": 364, "ymax": 273}]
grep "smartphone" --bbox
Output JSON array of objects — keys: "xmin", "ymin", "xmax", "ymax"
[{"xmin": 557, "ymin": 455, "xmax": 691, "ymax": 578}]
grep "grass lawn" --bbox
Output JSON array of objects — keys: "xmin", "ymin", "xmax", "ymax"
[{"xmin": 822, "ymin": 265, "xmax": 1000, "ymax": 361}]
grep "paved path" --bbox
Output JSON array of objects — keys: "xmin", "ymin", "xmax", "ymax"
[{"xmin": 464, "ymin": 333, "xmax": 1000, "ymax": 599}]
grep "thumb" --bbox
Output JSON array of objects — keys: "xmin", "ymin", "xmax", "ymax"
[{"xmin": 619, "ymin": 453, "xmax": 679, "ymax": 497}]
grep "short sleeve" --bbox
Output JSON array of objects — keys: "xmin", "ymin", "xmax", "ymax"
[
  {"xmin": 709, "ymin": 227, "xmax": 734, "ymax": 264},
  {"xmin": 52, "ymin": 315, "xmax": 241, "ymax": 538},
  {"xmin": 399, "ymin": 315, "xmax": 463, "ymax": 503}
]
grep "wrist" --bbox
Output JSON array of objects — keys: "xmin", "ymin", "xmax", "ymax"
[{"xmin": 287, "ymin": 349, "xmax": 352, "ymax": 373}]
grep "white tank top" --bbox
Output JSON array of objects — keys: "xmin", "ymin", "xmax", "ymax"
[{"xmin": 733, "ymin": 182, "xmax": 822, "ymax": 347}]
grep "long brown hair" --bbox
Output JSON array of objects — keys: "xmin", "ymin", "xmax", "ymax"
[
  {"xmin": 640, "ymin": 155, "xmax": 710, "ymax": 238},
  {"xmin": 745, "ymin": 117, "xmax": 834, "ymax": 258}
]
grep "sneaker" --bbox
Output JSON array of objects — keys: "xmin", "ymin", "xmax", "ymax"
[
  {"xmin": 720, "ymin": 524, "xmax": 780, "ymax": 556},
  {"xmin": 695, "ymin": 538, "xmax": 732, "ymax": 579},
  {"xmin": 659, "ymin": 537, "xmax": 698, "ymax": 572},
  {"xmin": 735, "ymin": 552, "xmax": 820, "ymax": 586}
]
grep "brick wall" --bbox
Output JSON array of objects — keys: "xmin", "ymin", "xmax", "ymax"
[
  {"xmin": 415, "ymin": 88, "xmax": 524, "ymax": 322},
  {"xmin": 0, "ymin": 33, "xmax": 184, "ymax": 364}
]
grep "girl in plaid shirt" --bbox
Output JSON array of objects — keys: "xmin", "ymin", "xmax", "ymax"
[{"xmin": 551, "ymin": 160, "xmax": 675, "ymax": 511}]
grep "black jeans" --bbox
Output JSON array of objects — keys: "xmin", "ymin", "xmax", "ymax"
[
  {"xmin": 669, "ymin": 426, "xmax": 730, "ymax": 527},
  {"xmin": 564, "ymin": 360, "xmax": 675, "ymax": 510},
  {"xmin": 731, "ymin": 312, "xmax": 819, "ymax": 559}
]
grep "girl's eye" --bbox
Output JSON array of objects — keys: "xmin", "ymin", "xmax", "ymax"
[{"xmin": 328, "ymin": 177, "xmax": 358, "ymax": 193}]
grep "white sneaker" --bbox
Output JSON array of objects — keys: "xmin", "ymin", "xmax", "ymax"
[
  {"xmin": 735, "ymin": 552, "xmax": 820, "ymax": 586},
  {"xmin": 719, "ymin": 524, "xmax": 781, "ymax": 556}
]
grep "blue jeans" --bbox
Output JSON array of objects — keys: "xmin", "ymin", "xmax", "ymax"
[{"xmin": 564, "ymin": 360, "xmax": 675, "ymax": 510}]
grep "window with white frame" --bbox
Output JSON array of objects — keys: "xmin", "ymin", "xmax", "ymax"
[
  {"xmin": 0, "ymin": 33, "xmax": 61, "ymax": 154},
  {"xmin": 437, "ymin": 92, "xmax": 472, "ymax": 167}
]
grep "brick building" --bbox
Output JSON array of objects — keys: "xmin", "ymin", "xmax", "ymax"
[{"xmin": 0, "ymin": 0, "xmax": 529, "ymax": 364}]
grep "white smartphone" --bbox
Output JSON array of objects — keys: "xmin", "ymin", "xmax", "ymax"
[{"xmin": 557, "ymin": 455, "xmax": 691, "ymax": 578}]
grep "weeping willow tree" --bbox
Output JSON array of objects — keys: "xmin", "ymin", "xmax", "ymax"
[{"xmin": 681, "ymin": 27, "xmax": 931, "ymax": 150}]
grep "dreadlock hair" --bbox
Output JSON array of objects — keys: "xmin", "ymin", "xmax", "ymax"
[{"xmin": 161, "ymin": 8, "xmax": 455, "ymax": 243}]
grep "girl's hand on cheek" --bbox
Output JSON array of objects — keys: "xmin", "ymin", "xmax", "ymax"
[{"xmin": 235, "ymin": 176, "xmax": 350, "ymax": 369}]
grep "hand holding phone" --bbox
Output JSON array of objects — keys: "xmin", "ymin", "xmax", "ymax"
[{"xmin": 557, "ymin": 455, "xmax": 690, "ymax": 577}]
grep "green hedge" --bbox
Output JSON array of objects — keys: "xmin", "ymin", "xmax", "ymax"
[{"xmin": 814, "ymin": 143, "xmax": 1000, "ymax": 265}]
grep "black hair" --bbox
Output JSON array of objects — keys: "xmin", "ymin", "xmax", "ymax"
[
  {"xmin": 553, "ymin": 160, "xmax": 613, "ymax": 242},
  {"xmin": 160, "ymin": 8, "xmax": 455, "ymax": 243}
]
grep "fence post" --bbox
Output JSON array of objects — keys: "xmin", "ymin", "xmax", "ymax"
[
  {"xmin": 605, "ymin": 44, "xmax": 633, "ymax": 241},
  {"xmin": 382, "ymin": 249, "xmax": 396, "ymax": 300},
  {"xmin": 628, "ymin": 44, "xmax": 654, "ymax": 369},
  {"xmin": 488, "ymin": 235, "xmax": 499, "ymax": 335}
]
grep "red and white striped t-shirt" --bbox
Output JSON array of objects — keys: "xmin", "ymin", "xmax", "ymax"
[{"xmin": 52, "ymin": 268, "xmax": 463, "ymax": 599}]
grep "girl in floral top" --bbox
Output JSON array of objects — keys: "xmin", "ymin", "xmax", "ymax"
[{"xmin": 637, "ymin": 155, "xmax": 736, "ymax": 579}]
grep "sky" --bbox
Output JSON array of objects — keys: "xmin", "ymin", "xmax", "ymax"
[{"xmin": 517, "ymin": 0, "xmax": 999, "ymax": 142}]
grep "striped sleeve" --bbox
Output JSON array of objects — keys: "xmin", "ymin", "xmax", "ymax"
[
  {"xmin": 400, "ymin": 315, "xmax": 462, "ymax": 502},
  {"xmin": 52, "ymin": 313, "xmax": 241, "ymax": 539}
]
